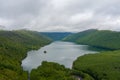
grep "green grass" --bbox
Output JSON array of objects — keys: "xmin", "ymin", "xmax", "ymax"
[{"xmin": 73, "ymin": 50, "xmax": 120, "ymax": 80}]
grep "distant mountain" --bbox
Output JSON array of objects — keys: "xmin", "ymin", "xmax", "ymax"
[
  {"xmin": 63, "ymin": 29, "xmax": 120, "ymax": 50},
  {"xmin": 40, "ymin": 32, "xmax": 72, "ymax": 41}
]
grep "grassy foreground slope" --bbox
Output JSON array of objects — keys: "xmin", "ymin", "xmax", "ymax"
[
  {"xmin": 73, "ymin": 50, "xmax": 120, "ymax": 80},
  {"xmin": 0, "ymin": 30, "xmax": 52, "ymax": 80},
  {"xmin": 64, "ymin": 29, "xmax": 120, "ymax": 50},
  {"xmin": 31, "ymin": 61, "xmax": 75, "ymax": 80}
]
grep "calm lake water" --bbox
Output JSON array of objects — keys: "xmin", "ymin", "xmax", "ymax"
[{"xmin": 22, "ymin": 41, "xmax": 97, "ymax": 72}]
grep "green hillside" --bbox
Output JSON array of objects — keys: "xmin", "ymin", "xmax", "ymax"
[
  {"xmin": 63, "ymin": 29, "xmax": 97, "ymax": 42},
  {"xmin": 63, "ymin": 29, "xmax": 120, "ymax": 80},
  {"xmin": 63, "ymin": 29, "xmax": 120, "ymax": 50},
  {"xmin": 30, "ymin": 61, "xmax": 75, "ymax": 80},
  {"xmin": 0, "ymin": 30, "xmax": 52, "ymax": 80},
  {"xmin": 72, "ymin": 50, "xmax": 120, "ymax": 80}
]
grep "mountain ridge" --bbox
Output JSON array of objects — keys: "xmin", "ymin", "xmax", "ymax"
[{"xmin": 63, "ymin": 29, "xmax": 120, "ymax": 50}]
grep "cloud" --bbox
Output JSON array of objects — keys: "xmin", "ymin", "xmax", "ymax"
[
  {"xmin": 0, "ymin": 0, "xmax": 120, "ymax": 32},
  {"xmin": 69, "ymin": 12, "xmax": 94, "ymax": 24}
]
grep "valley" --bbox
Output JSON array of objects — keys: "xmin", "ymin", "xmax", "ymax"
[
  {"xmin": 0, "ymin": 29, "xmax": 120, "ymax": 80},
  {"xmin": 0, "ymin": 0, "xmax": 120, "ymax": 80}
]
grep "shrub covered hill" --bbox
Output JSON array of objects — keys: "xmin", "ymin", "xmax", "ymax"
[
  {"xmin": 63, "ymin": 29, "xmax": 120, "ymax": 50},
  {"xmin": 30, "ymin": 61, "xmax": 75, "ymax": 80},
  {"xmin": 73, "ymin": 50, "xmax": 120, "ymax": 80},
  {"xmin": 0, "ymin": 30, "xmax": 52, "ymax": 80}
]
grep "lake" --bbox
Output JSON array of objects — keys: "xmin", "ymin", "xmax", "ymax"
[{"xmin": 22, "ymin": 41, "xmax": 97, "ymax": 72}]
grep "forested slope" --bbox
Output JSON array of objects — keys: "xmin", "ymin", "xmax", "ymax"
[
  {"xmin": 73, "ymin": 50, "xmax": 120, "ymax": 80},
  {"xmin": 63, "ymin": 29, "xmax": 120, "ymax": 80},
  {"xmin": 0, "ymin": 30, "xmax": 52, "ymax": 80},
  {"xmin": 63, "ymin": 29, "xmax": 120, "ymax": 50},
  {"xmin": 63, "ymin": 29, "xmax": 97, "ymax": 42},
  {"xmin": 30, "ymin": 61, "xmax": 75, "ymax": 80}
]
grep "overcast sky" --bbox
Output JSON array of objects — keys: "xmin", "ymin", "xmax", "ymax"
[{"xmin": 0, "ymin": 0, "xmax": 120, "ymax": 32}]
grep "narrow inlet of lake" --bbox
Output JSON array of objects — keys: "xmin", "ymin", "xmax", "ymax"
[{"xmin": 21, "ymin": 41, "xmax": 97, "ymax": 72}]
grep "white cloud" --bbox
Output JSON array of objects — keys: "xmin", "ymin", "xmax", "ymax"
[
  {"xmin": 0, "ymin": 0, "xmax": 120, "ymax": 32},
  {"xmin": 69, "ymin": 12, "xmax": 94, "ymax": 24},
  {"xmin": 0, "ymin": 18, "xmax": 13, "ymax": 29}
]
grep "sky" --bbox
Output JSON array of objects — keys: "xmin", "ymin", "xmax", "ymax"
[{"xmin": 0, "ymin": 0, "xmax": 120, "ymax": 32}]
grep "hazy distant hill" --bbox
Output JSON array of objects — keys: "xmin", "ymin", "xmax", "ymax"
[
  {"xmin": 63, "ymin": 29, "xmax": 120, "ymax": 50},
  {"xmin": 40, "ymin": 32, "xmax": 72, "ymax": 41}
]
